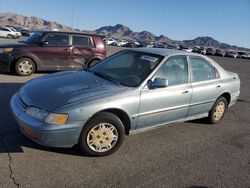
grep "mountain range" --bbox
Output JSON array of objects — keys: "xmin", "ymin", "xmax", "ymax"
[{"xmin": 0, "ymin": 12, "xmax": 248, "ymax": 51}]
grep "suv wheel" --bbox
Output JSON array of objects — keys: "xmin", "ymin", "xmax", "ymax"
[
  {"xmin": 7, "ymin": 34, "xmax": 13, "ymax": 39},
  {"xmin": 15, "ymin": 58, "xmax": 35, "ymax": 76},
  {"xmin": 79, "ymin": 112, "xmax": 125, "ymax": 156}
]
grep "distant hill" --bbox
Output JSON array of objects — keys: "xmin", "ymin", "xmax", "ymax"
[
  {"xmin": 0, "ymin": 12, "xmax": 249, "ymax": 51},
  {"xmin": 0, "ymin": 12, "xmax": 72, "ymax": 31},
  {"xmin": 95, "ymin": 24, "xmax": 172, "ymax": 43}
]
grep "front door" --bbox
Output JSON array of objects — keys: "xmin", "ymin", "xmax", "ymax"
[
  {"xmin": 137, "ymin": 55, "xmax": 192, "ymax": 129},
  {"xmin": 35, "ymin": 33, "xmax": 71, "ymax": 70}
]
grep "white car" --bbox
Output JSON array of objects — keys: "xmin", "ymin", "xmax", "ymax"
[
  {"xmin": 0, "ymin": 27, "xmax": 21, "ymax": 39},
  {"xmin": 117, "ymin": 39, "xmax": 128, "ymax": 47},
  {"xmin": 106, "ymin": 38, "xmax": 118, "ymax": 46}
]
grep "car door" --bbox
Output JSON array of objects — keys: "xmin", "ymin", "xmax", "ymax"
[
  {"xmin": 0, "ymin": 28, "xmax": 8, "ymax": 37},
  {"xmin": 187, "ymin": 56, "xmax": 222, "ymax": 116},
  {"xmin": 137, "ymin": 55, "xmax": 192, "ymax": 129},
  {"xmin": 70, "ymin": 35, "xmax": 95, "ymax": 69},
  {"xmin": 34, "ymin": 33, "xmax": 71, "ymax": 70}
]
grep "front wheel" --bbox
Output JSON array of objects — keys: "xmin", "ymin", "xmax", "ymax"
[
  {"xmin": 208, "ymin": 97, "xmax": 227, "ymax": 124},
  {"xmin": 79, "ymin": 112, "xmax": 125, "ymax": 156},
  {"xmin": 15, "ymin": 58, "xmax": 35, "ymax": 76},
  {"xmin": 7, "ymin": 34, "xmax": 14, "ymax": 39}
]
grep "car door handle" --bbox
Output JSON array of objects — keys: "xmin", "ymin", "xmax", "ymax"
[
  {"xmin": 182, "ymin": 90, "xmax": 189, "ymax": 94},
  {"xmin": 216, "ymin": 85, "xmax": 221, "ymax": 88}
]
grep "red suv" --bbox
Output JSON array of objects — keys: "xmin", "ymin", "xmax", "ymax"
[{"xmin": 0, "ymin": 31, "xmax": 106, "ymax": 76}]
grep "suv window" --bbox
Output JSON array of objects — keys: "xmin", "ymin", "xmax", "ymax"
[
  {"xmin": 45, "ymin": 34, "xmax": 69, "ymax": 46},
  {"xmin": 1, "ymin": 28, "xmax": 9, "ymax": 32},
  {"xmin": 154, "ymin": 56, "xmax": 188, "ymax": 86},
  {"xmin": 72, "ymin": 35, "xmax": 93, "ymax": 47},
  {"xmin": 190, "ymin": 56, "xmax": 216, "ymax": 82}
]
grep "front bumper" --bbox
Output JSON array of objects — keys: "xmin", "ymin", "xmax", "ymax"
[
  {"xmin": 0, "ymin": 53, "xmax": 14, "ymax": 72},
  {"xmin": 10, "ymin": 93, "xmax": 86, "ymax": 148}
]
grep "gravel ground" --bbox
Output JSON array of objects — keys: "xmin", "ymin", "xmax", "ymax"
[{"xmin": 0, "ymin": 45, "xmax": 250, "ymax": 188}]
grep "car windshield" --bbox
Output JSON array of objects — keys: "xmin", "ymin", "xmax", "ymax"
[
  {"xmin": 24, "ymin": 32, "xmax": 43, "ymax": 44},
  {"xmin": 89, "ymin": 50, "xmax": 163, "ymax": 87}
]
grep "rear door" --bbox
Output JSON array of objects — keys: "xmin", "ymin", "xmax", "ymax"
[
  {"xmin": 34, "ymin": 33, "xmax": 71, "ymax": 70},
  {"xmin": 187, "ymin": 56, "xmax": 222, "ymax": 116},
  {"xmin": 70, "ymin": 35, "xmax": 95, "ymax": 68}
]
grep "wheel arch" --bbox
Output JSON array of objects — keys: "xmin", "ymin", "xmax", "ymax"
[
  {"xmin": 220, "ymin": 92, "xmax": 231, "ymax": 106},
  {"xmin": 87, "ymin": 57, "xmax": 102, "ymax": 68},
  {"xmin": 87, "ymin": 108, "xmax": 131, "ymax": 135}
]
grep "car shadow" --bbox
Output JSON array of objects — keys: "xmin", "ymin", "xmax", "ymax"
[
  {"xmin": 187, "ymin": 118, "xmax": 211, "ymax": 125},
  {"xmin": 0, "ymin": 82, "xmax": 84, "ymax": 157}
]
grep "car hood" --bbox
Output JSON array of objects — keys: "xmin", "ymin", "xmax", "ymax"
[
  {"xmin": 19, "ymin": 71, "xmax": 127, "ymax": 111},
  {"xmin": 0, "ymin": 41, "xmax": 28, "ymax": 48}
]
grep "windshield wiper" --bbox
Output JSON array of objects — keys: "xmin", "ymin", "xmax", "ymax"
[{"xmin": 92, "ymin": 72, "xmax": 121, "ymax": 85}]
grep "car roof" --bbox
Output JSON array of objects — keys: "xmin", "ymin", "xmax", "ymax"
[
  {"xmin": 129, "ymin": 47, "xmax": 191, "ymax": 56},
  {"xmin": 36, "ymin": 30, "xmax": 104, "ymax": 37}
]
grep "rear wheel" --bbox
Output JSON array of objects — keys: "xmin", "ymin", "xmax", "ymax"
[
  {"xmin": 208, "ymin": 97, "xmax": 227, "ymax": 124},
  {"xmin": 79, "ymin": 112, "xmax": 125, "ymax": 156},
  {"xmin": 15, "ymin": 58, "xmax": 35, "ymax": 76}
]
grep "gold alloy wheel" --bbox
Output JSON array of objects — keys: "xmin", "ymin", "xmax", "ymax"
[
  {"xmin": 86, "ymin": 123, "xmax": 118, "ymax": 152},
  {"xmin": 18, "ymin": 60, "xmax": 33, "ymax": 75},
  {"xmin": 213, "ymin": 101, "xmax": 225, "ymax": 121}
]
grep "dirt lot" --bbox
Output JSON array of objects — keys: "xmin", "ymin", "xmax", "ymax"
[{"xmin": 0, "ymin": 45, "xmax": 250, "ymax": 188}]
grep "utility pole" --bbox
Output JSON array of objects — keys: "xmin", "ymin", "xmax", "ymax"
[{"xmin": 71, "ymin": 6, "xmax": 74, "ymax": 29}]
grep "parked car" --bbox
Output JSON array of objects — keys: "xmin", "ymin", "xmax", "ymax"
[
  {"xmin": 0, "ymin": 26, "xmax": 21, "ymax": 39},
  {"xmin": 11, "ymin": 48, "xmax": 240, "ymax": 156},
  {"xmin": 237, "ymin": 51, "xmax": 250, "ymax": 59},
  {"xmin": 215, "ymin": 49, "xmax": 226, "ymax": 57},
  {"xmin": 198, "ymin": 47, "xmax": 207, "ymax": 55},
  {"xmin": 117, "ymin": 39, "xmax": 128, "ymax": 47},
  {"xmin": 106, "ymin": 38, "xmax": 118, "ymax": 46},
  {"xmin": 0, "ymin": 31, "xmax": 106, "ymax": 76},
  {"xmin": 16, "ymin": 27, "xmax": 31, "ymax": 37},
  {"xmin": 225, "ymin": 51, "xmax": 238, "ymax": 58},
  {"xmin": 123, "ymin": 40, "xmax": 142, "ymax": 48},
  {"xmin": 206, "ymin": 47, "xmax": 216, "ymax": 55},
  {"xmin": 180, "ymin": 46, "xmax": 193, "ymax": 52}
]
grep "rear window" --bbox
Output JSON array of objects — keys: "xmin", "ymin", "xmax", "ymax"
[
  {"xmin": 72, "ymin": 35, "xmax": 94, "ymax": 47},
  {"xmin": 45, "ymin": 34, "xmax": 69, "ymax": 46}
]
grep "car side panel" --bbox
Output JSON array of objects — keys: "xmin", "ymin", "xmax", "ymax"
[
  {"xmin": 137, "ymin": 84, "xmax": 192, "ymax": 129},
  {"xmin": 188, "ymin": 79, "xmax": 222, "ymax": 116}
]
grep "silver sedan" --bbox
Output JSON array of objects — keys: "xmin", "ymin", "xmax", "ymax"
[{"xmin": 11, "ymin": 48, "xmax": 240, "ymax": 156}]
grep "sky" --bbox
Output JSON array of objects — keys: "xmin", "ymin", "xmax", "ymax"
[{"xmin": 0, "ymin": 0, "xmax": 249, "ymax": 48}]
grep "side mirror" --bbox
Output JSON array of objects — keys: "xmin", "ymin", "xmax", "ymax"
[
  {"xmin": 148, "ymin": 78, "xmax": 168, "ymax": 89},
  {"xmin": 39, "ymin": 41, "xmax": 48, "ymax": 46}
]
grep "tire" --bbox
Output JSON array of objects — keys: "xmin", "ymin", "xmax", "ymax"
[
  {"xmin": 208, "ymin": 96, "xmax": 227, "ymax": 124},
  {"xmin": 15, "ymin": 58, "xmax": 35, "ymax": 76},
  {"xmin": 7, "ymin": 34, "xmax": 14, "ymax": 39},
  {"xmin": 87, "ymin": 59, "xmax": 100, "ymax": 68},
  {"xmin": 79, "ymin": 112, "xmax": 125, "ymax": 156}
]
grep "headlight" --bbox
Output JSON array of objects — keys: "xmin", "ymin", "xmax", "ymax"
[
  {"xmin": 26, "ymin": 107, "xmax": 68, "ymax": 125},
  {"xmin": 0, "ymin": 48, "xmax": 13, "ymax": 54},
  {"xmin": 26, "ymin": 107, "xmax": 49, "ymax": 120},
  {"xmin": 45, "ymin": 113, "xmax": 68, "ymax": 125}
]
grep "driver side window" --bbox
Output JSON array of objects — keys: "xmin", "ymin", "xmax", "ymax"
[{"xmin": 154, "ymin": 56, "xmax": 188, "ymax": 86}]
